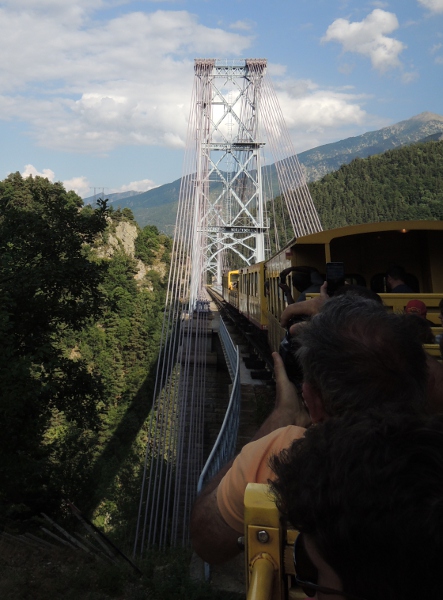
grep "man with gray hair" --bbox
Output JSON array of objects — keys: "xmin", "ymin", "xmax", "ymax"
[{"xmin": 190, "ymin": 293, "xmax": 428, "ymax": 564}]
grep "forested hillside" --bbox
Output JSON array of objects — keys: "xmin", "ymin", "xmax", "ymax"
[
  {"xmin": 0, "ymin": 173, "xmax": 171, "ymax": 534},
  {"xmin": 90, "ymin": 112, "xmax": 443, "ymax": 233},
  {"xmin": 310, "ymin": 140, "xmax": 443, "ymax": 229}
]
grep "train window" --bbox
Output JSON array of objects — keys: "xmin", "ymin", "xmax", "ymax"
[
  {"xmin": 272, "ymin": 277, "xmax": 278, "ymax": 317},
  {"xmin": 268, "ymin": 278, "xmax": 273, "ymax": 315}
]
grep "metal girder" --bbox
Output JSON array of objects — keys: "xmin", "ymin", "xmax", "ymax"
[{"xmin": 193, "ymin": 58, "xmax": 269, "ymax": 285}]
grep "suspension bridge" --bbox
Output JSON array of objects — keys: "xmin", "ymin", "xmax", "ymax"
[{"xmin": 133, "ymin": 58, "xmax": 322, "ymax": 556}]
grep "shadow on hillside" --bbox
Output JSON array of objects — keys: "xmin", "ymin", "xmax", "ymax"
[{"xmin": 82, "ymin": 327, "xmax": 181, "ymax": 528}]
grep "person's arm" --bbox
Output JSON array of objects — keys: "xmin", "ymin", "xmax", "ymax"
[
  {"xmin": 278, "ymin": 281, "xmax": 295, "ymax": 304},
  {"xmin": 189, "ymin": 461, "xmax": 240, "ymax": 564},
  {"xmin": 190, "ymin": 353, "xmax": 309, "ymax": 563},
  {"xmin": 280, "ymin": 281, "xmax": 328, "ymax": 328}
]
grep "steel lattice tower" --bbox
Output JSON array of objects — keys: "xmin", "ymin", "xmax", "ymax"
[{"xmin": 194, "ymin": 58, "xmax": 268, "ymax": 285}]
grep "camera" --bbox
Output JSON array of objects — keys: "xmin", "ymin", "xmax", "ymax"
[{"xmin": 278, "ymin": 316, "xmax": 308, "ymax": 389}]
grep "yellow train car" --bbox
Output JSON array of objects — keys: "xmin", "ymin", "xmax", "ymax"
[
  {"xmin": 238, "ymin": 264, "xmax": 268, "ymax": 329},
  {"xmin": 245, "ymin": 262, "xmax": 268, "ymax": 330},
  {"xmin": 222, "ymin": 269, "xmax": 239, "ymax": 310},
  {"xmin": 238, "ymin": 267, "xmax": 248, "ymax": 317},
  {"xmin": 266, "ymin": 220, "xmax": 443, "ymax": 352}
]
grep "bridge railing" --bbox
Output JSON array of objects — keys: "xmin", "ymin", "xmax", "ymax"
[{"xmin": 197, "ymin": 317, "xmax": 241, "ymax": 492}]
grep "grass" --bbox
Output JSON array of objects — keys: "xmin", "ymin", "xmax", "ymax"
[{"xmin": 0, "ymin": 536, "xmax": 244, "ymax": 600}]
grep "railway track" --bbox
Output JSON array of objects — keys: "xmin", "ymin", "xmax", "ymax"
[{"xmin": 207, "ymin": 286, "xmax": 274, "ymax": 380}]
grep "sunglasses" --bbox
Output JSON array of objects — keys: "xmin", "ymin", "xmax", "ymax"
[{"xmin": 293, "ymin": 532, "xmax": 368, "ymax": 600}]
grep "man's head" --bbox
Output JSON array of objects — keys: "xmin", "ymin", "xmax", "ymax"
[
  {"xmin": 405, "ymin": 299, "xmax": 427, "ymax": 317},
  {"xmin": 292, "ymin": 295, "xmax": 427, "ymax": 419},
  {"xmin": 386, "ymin": 265, "xmax": 407, "ymax": 290},
  {"xmin": 333, "ymin": 284, "xmax": 382, "ymax": 304},
  {"xmin": 290, "ymin": 267, "xmax": 320, "ymax": 293},
  {"xmin": 271, "ymin": 411, "xmax": 443, "ymax": 600}
]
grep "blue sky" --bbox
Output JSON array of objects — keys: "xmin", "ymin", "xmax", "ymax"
[{"xmin": 1, "ymin": 0, "xmax": 442, "ymax": 197}]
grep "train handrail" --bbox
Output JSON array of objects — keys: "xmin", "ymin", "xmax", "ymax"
[
  {"xmin": 245, "ymin": 483, "xmax": 307, "ymax": 600},
  {"xmin": 246, "ymin": 554, "xmax": 276, "ymax": 600},
  {"xmin": 197, "ymin": 318, "xmax": 241, "ymax": 492}
]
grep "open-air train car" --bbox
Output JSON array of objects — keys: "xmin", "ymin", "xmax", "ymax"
[{"xmin": 265, "ymin": 220, "xmax": 443, "ymax": 352}]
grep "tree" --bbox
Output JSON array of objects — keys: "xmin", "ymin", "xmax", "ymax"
[{"xmin": 0, "ymin": 173, "xmax": 108, "ymax": 517}]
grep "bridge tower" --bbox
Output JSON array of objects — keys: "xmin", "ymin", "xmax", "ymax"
[{"xmin": 194, "ymin": 59, "xmax": 268, "ymax": 286}]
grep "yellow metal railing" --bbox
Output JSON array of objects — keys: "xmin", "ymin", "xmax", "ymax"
[{"xmin": 244, "ymin": 483, "xmax": 307, "ymax": 600}]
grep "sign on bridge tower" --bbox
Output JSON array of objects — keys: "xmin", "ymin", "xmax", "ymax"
[{"xmin": 194, "ymin": 59, "xmax": 268, "ymax": 285}]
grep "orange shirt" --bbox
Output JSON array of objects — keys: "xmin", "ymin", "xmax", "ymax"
[{"xmin": 216, "ymin": 425, "xmax": 306, "ymax": 532}]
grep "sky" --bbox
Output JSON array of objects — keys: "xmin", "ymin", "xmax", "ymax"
[{"xmin": 1, "ymin": 0, "xmax": 443, "ymax": 198}]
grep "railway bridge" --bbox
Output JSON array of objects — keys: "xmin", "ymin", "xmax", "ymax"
[{"xmin": 133, "ymin": 58, "xmax": 322, "ymax": 557}]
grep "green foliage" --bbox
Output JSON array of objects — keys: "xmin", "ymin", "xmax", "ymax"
[
  {"xmin": 0, "ymin": 172, "xmax": 171, "ymax": 531},
  {"xmin": 309, "ymin": 140, "xmax": 443, "ymax": 228},
  {"xmin": 0, "ymin": 543, "xmax": 243, "ymax": 600},
  {"xmin": 106, "ymin": 205, "xmax": 135, "ymax": 223},
  {"xmin": 0, "ymin": 173, "xmax": 108, "ymax": 517},
  {"xmin": 135, "ymin": 225, "xmax": 172, "ymax": 265}
]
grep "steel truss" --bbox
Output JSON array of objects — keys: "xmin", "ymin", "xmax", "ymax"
[{"xmin": 194, "ymin": 58, "xmax": 268, "ymax": 285}]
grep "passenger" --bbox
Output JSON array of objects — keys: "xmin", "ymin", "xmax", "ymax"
[
  {"xmin": 190, "ymin": 294, "xmax": 428, "ymax": 564},
  {"xmin": 280, "ymin": 281, "xmax": 381, "ymax": 333},
  {"xmin": 278, "ymin": 266, "xmax": 322, "ymax": 305},
  {"xmin": 283, "ymin": 285, "xmax": 443, "ymax": 412},
  {"xmin": 403, "ymin": 313, "xmax": 435, "ymax": 343},
  {"xmin": 296, "ymin": 268, "xmax": 323, "ymax": 303},
  {"xmin": 404, "ymin": 299, "xmax": 435, "ymax": 329},
  {"xmin": 386, "ymin": 265, "xmax": 414, "ymax": 293},
  {"xmin": 333, "ymin": 283, "xmax": 383, "ymax": 304},
  {"xmin": 271, "ymin": 411, "xmax": 443, "ymax": 600}
]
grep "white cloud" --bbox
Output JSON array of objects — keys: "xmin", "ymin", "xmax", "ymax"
[
  {"xmin": 20, "ymin": 163, "xmax": 93, "ymax": 197},
  {"xmin": 401, "ymin": 71, "xmax": 419, "ymax": 83},
  {"xmin": 229, "ymin": 20, "xmax": 255, "ymax": 31},
  {"xmin": 267, "ymin": 62, "xmax": 287, "ymax": 77},
  {"xmin": 115, "ymin": 179, "xmax": 158, "ymax": 193},
  {"xmin": 418, "ymin": 0, "xmax": 443, "ymax": 13},
  {"xmin": 19, "ymin": 166, "xmax": 158, "ymax": 199},
  {"xmin": 21, "ymin": 164, "xmax": 55, "ymax": 181},
  {"xmin": 63, "ymin": 175, "xmax": 92, "ymax": 197},
  {"xmin": 322, "ymin": 9, "xmax": 406, "ymax": 73},
  {"xmin": 268, "ymin": 77, "xmax": 375, "ymax": 152},
  {"xmin": 0, "ymin": 8, "xmax": 252, "ymax": 154}
]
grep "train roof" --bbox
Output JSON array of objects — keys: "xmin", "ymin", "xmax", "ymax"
[{"xmin": 289, "ymin": 219, "xmax": 443, "ymax": 246}]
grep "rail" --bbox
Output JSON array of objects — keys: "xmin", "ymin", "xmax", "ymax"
[
  {"xmin": 197, "ymin": 317, "xmax": 241, "ymax": 492},
  {"xmin": 244, "ymin": 483, "xmax": 307, "ymax": 600}
]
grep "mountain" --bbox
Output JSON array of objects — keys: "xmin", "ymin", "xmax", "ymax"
[
  {"xmin": 299, "ymin": 112, "xmax": 443, "ymax": 181},
  {"xmin": 83, "ymin": 189, "xmax": 144, "ymax": 205},
  {"xmin": 91, "ymin": 112, "xmax": 443, "ymax": 233}
]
